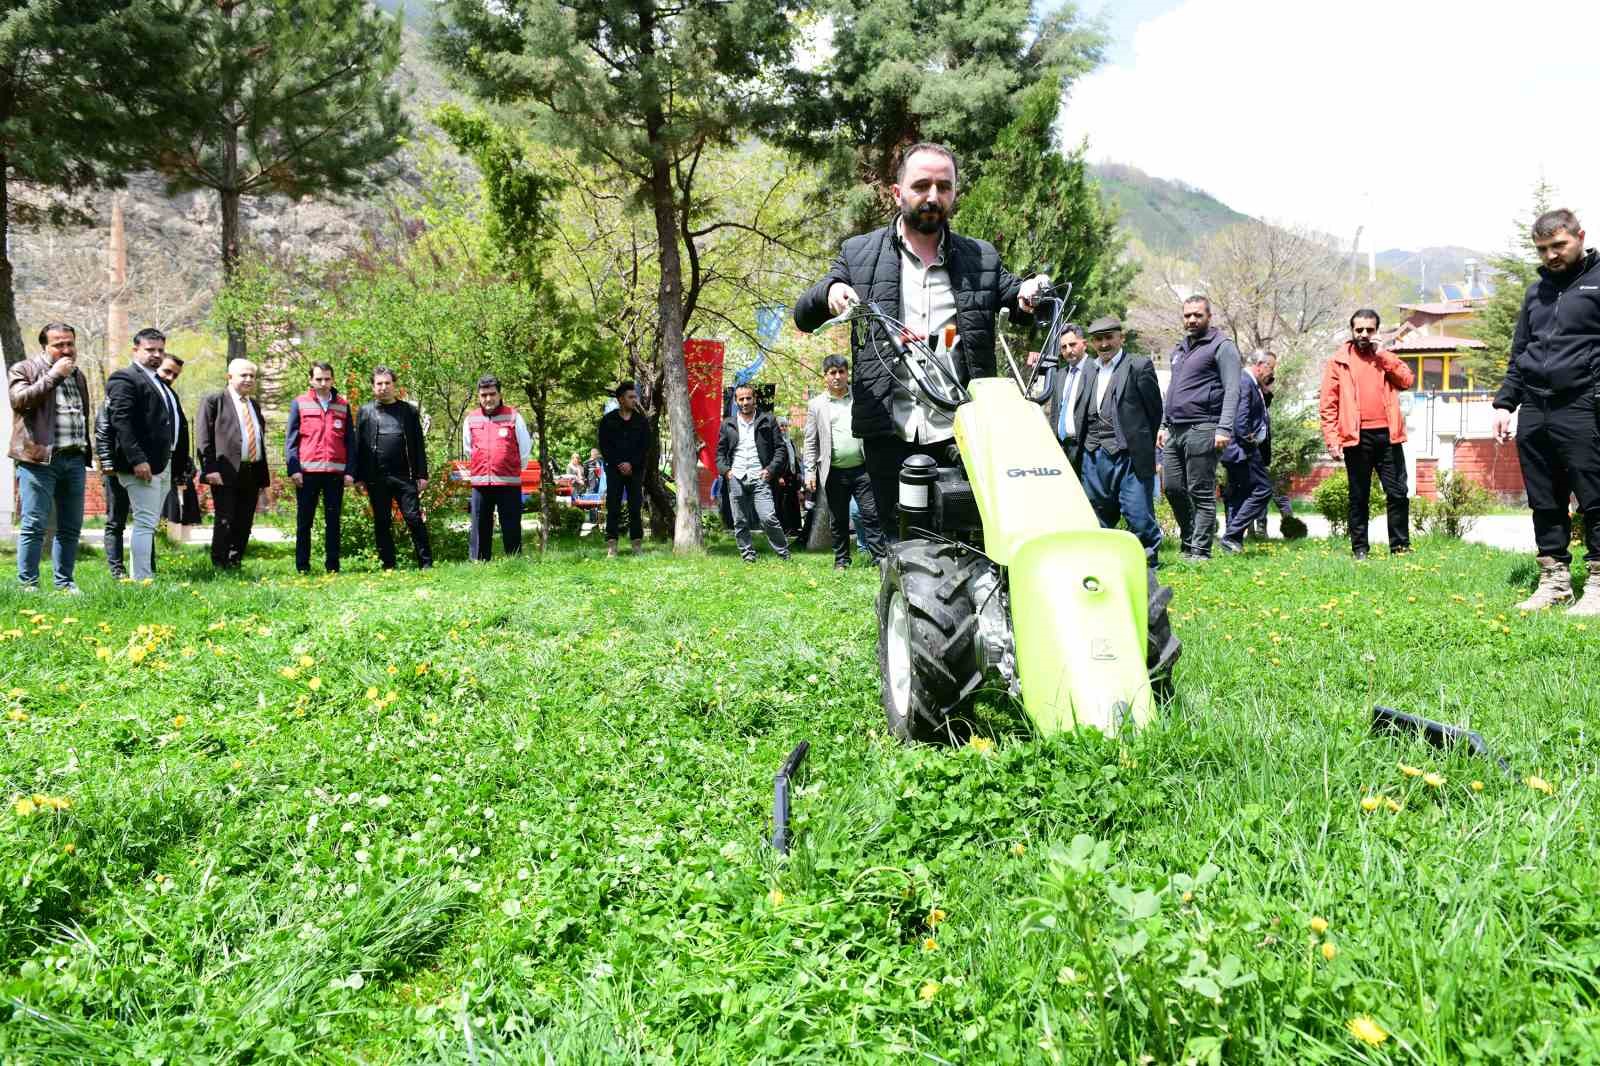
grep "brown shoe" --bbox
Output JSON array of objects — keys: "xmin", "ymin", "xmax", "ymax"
[
  {"xmin": 631, "ymin": 539, "xmax": 643, "ymax": 556},
  {"xmin": 606, "ymin": 539, "xmax": 618, "ymax": 559},
  {"xmin": 1516, "ymin": 556, "xmax": 1574, "ymax": 611},
  {"xmin": 1570, "ymin": 561, "xmax": 1600, "ymax": 616}
]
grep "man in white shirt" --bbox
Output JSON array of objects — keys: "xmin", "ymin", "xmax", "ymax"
[
  {"xmin": 104, "ymin": 328, "xmax": 181, "ymax": 581},
  {"xmin": 714, "ymin": 384, "xmax": 791, "ymax": 561},
  {"xmin": 804, "ymin": 355, "xmax": 886, "ymax": 568},
  {"xmin": 197, "ymin": 358, "xmax": 270, "ymax": 569}
]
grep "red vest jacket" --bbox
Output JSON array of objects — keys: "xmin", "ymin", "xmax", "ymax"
[
  {"xmin": 467, "ymin": 405, "xmax": 523, "ymax": 486},
  {"xmin": 291, "ymin": 389, "xmax": 352, "ymax": 474}
]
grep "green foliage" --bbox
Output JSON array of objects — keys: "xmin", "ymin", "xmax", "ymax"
[
  {"xmin": 1412, "ymin": 470, "xmax": 1493, "ymax": 539},
  {"xmin": 1466, "ymin": 179, "xmax": 1557, "ymax": 385},
  {"xmin": 1265, "ymin": 399, "xmax": 1324, "ymax": 487},
  {"xmin": 1312, "ymin": 470, "xmax": 1382, "ymax": 535},
  {"xmin": 3, "ymin": 540, "xmax": 1600, "ymax": 1061},
  {"xmin": 784, "ymin": 0, "xmax": 1106, "ymax": 229},
  {"xmin": 952, "ymin": 79, "xmax": 1136, "ymax": 325}
]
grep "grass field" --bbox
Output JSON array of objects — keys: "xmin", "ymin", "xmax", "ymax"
[{"xmin": 2, "ymin": 534, "xmax": 1598, "ymax": 1063}]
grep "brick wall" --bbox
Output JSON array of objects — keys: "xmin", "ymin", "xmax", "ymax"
[
  {"xmin": 1415, "ymin": 457, "xmax": 1438, "ymax": 500},
  {"xmin": 1452, "ymin": 439, "xmax": 1525, "ymax": 498},
  {"xmin": 1288, "ymin": 462, "xmax": 1341, "ymax": 498}
]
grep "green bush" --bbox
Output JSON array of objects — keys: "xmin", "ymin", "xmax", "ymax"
[
  {"xmin": 1312, "ymin": 469, "xmax": 1383, "ymax": 535},
  {"xmin": 1412, "ymin": 470, "xmax": 1493, "ymax": 538}
]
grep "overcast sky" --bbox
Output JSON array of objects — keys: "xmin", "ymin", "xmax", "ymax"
[{"xmin": 1066, "ymin": 0, "xmax": 1599, "ymax": 254}]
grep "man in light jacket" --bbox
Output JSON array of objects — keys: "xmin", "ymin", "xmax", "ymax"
[
  {"xmin": 8, "ymin": 323, "xmax": 92, "ymax": 592},
  {"xmin": 1319, "ymin": 310, "xmax": 1415, "ymax": 559},
  {"xmin": 805, "ymin": 355, "xmax": 886, "ymax": 569}
]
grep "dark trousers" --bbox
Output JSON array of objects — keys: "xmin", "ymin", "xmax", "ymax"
[
  {"xmin": 294, "ymin": 472, "xmax": 345, "ymax": 573},
  {"xmin": 470, "ymin": 485, "xmax": 522, "ymax": 561},
  {"xmin": 863, "ymin": 436, "xmax": 961, "ymax": 542},
  {"xmin": 1344, "ymin": 428, "xmax": 1410, "ymax": 554},
  {"xmin": 210, "ymin": 468, "xmax": 263, "ymax": 569},
  {"xmin": 103, "ymin": 474, "xmax": 133, "ymax": 577},
  {"xmin": 1516, "ymin": 395, "xmax": 1600, "ymax": 565},
  {"xmin": 1162, "ymin": 422, "xmax": 1220, "ymax": 556},
  {"xmin": 1222, "ymin": 449, "xmax": 1273, "ymax": 540},
  {"xmin": 367, "ymin": 474, "xmax": 432, "ymax": 569},
  {"xmin": 1081, "ymin": 448, "xmax": 1163, "ymax": 564},
  {"xmin": 825, "ymin": 463, "xmax": 886, "ymax": 565},
  {"xmin": 604, "ymin": 464, "xmax": 644, "ymax": 541}
]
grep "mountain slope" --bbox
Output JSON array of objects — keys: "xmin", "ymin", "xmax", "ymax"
[{"xmin": 1091, "ymin": 162, "xmax": 1251, "ymax": 252}]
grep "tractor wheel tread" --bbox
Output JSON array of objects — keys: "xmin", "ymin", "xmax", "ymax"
[{"xmin": 878, "ymin": 541, "xmax": 993, "ymax": 743}]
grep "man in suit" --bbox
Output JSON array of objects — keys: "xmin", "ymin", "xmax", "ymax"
[
  {"xmin": 157, "ymin": 354, "xmax": 201, "ymax": 544},
  {"xmin": 104, "ymin": 327, "xmax": 180, "ymax": 581},
  {"xmin": 1218, "ymin": 351, "xmax": 1274, "ymax": 554},
  {"xmin": 804, "ymin": 355, "xmax": 886, "ymax": 569},
  {"xmin": 197, "ymin": 358, "xmax": 270, "ymax": 569},
  {"xmin": 1074, "ymin": 316, "xmax": 1165, "ymax": 567},
  {"xmin": 1040, "ymin": 324, "xmax": 1089, "ymax": 474}
]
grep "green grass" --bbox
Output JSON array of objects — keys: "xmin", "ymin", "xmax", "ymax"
[{"xmin": 2, "ymin": 535, "xmax": 1598, "ymax": 1063}]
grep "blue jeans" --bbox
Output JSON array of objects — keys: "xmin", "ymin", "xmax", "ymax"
[
  {"xmin": 1081, "ymin": 448, "xmax": 1162, "ymax": 565},
  {"xmin": 16, "ymin": 451, "xmax": 88, "ymax": 587}
]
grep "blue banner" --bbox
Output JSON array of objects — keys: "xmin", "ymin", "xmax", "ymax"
[{"xmin": 733, "ymin": 306, "xmax": 786, "ymax": 385}]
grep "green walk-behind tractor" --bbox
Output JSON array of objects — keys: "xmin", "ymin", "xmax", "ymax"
[{"xmin": 819, "ymin": 286, "xmax": 1180, "ymax": 743}]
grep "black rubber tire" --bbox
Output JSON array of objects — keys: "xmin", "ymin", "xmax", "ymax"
[
  {"xmin": 1146, "ymin": 567, "xmax": 1181, "ymax": 701},
  {"xmin": 876, "ymin": 540, "xmax": 991, "ymax": 743}
]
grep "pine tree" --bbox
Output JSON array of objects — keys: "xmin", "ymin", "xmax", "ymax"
[
  {"xmin": 952, "ymin": 79, "xmax": 1135, "ymax": 329},
  {"xmin": 0, "ymin": 0, "xmax": 189, "ymax": 366},
  {"xmin": 431, "ymin": 0, "xmax": 805, "ymax": 550},
  {"xmin": 1466, "ymin": 179, "xmax": 1557, "ymax": 384},
  {"xmin": 157, "ymin": 0, "xmax": 409, "ymax": 362}
]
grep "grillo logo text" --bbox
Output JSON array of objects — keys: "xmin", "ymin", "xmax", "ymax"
[{"xmin": 1006, "ymin": 467, "xmax": 1063, "ymax": 478}]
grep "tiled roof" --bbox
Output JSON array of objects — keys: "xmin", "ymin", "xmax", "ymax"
[{"xmin": 1391, "ymin": 333, "xmax": 1487, "ymax": 352}]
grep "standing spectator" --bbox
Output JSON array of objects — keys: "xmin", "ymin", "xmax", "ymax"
[
  {"xmin": 793, "ymin": 142, "xmax": 1048, "ymax": 540},
  {"xmin": 8, "ymin": 323, "xmax": 91, "ymax": 592},
  {"xmin": 1218, "ymin": 351, "xmax": 1274, "ymax": 553},
  {"xmin": 1320, "ymin": 310, "xmax": 1415, "ymax": 560},
  {"xmin": 1252, "ymin": 352, "xmax": 1297, "ymax": 538},
  {"xmin": 805, "ymin": 355, "xmax": 886, "ymax": 569},
  {"xmin": 1042, "ymin": 324, "xmax": 1090, "ymax": 474},
  {"xmin": 774, "ymin": 415, "xmax": 805, "ymax": 539},
  {"xmin": 1492, "ymin": 209, "xmax": 1600, "ymax": 611},
  {"xmin": 355, "ymin": 365, "xmax": 432, "ymax": 570},
  {"xmin": 285, "ymin": 362, "xmax": 356, "ymax": 574},
  {"xmin": 105, "ymin": 327, "xmax": 180, "ymax": 582},
  {"xmin": 564, "ymin": 451, "xmax": 584, "ymax": 481},
  {"xmin": 462, "ymin": 375, "xmax": 530, "ymax": 561},
  {"xmin": 157, "ymin": 355, "xmax": 201, "ymax": 543},
  {"xmin": 93, "ymin": 392, "xmax": 133, "ymax": 581},
  {"xmin": 1159, "ymin": 295, "xmax": 1241, "ymax": 561},
  {"xmin": 197, "ymin": 359, "xmax": 270, "ymax": 570},
  {"xmin": 1074, "ymin": 317, "xmax": 1164, "ymax": 567},
  {"xmin": 597, "ymin": 381, "xmax": 651, "ymax": 557},
  {"xmin": 583, "ymin": 447, "xmax": 604, "ymax": 493},
  {"xmin": 715, "ymin": 383, "xmax": 791, "ymax": 561}
]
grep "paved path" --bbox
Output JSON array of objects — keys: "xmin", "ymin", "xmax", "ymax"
[{"xmin": 1263, "ymin": 512, "xmax": 1535, "ymax": 554}]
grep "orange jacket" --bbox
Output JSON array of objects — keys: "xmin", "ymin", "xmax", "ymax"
[{"xmin": 1319, "ymin": 343, "xmax": 1413, "ymax": 451}]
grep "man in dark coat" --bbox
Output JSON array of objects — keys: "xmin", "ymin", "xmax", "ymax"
[
  {"xmin": 1218, "ymin": 351, "xmax": 1273, "ymax": 553},
  {"xmin": 104, "ymin": 327, "xmax": 180, "ymax": 582},
  {"xmin": 196, "ymin": 359, "xmax": 270, "ymax": 569},
  {"xmin": 354, "ymin": 365, "xmax": 432, "ymax": 570},
  {"xmin": 715, "ymin": 383, "xmax": 790, "ymax": 561},
  {"xmin": 793, "ymin": 142, "xmax": 1048, "ymax": 540},
  {"xmin": 1073, "ymin": 317, "xmax": 1164, "ymax": 566},
  {"xmin": 1160, "ymin": 295, "xmax": 1241, "ymax": 560},
  {"xmin": 597, "ymin": 380, "xmax": 652, "ymax": 557}
]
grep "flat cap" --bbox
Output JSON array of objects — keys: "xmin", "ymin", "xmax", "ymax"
[{"xmin": 1086, "ymin": 315, "xmax": 1123, "ymax": 336}]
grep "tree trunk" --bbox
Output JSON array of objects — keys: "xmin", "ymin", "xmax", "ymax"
[
  {"xmin": 530, "ymin": 386, "xmax": 552, "ymax": 553},
  {"xmin": 648, "ymin": 152, "xmax": 702, "ymax": 552},
  {"xmin": 0, "ymin": 166, "xmax": 27, "ymax": 369},
  {"xmin": 221, "ymin": 115, "xmax": 245, "ymax": 364}
]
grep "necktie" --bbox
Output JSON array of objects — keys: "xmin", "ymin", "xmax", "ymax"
[
  {"xmin": 1057, "ymin": 365, "xmax": 1077, "ymax": 441},
  {"xmin": 242, "ymin": 403, "xmax": 257, "ymax": 461}
]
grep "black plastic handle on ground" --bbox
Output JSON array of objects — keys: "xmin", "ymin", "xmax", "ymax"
[
  {"xmin": 771, "ymin": 741, "xmax": 811, "ymax": 855},
  {"xmin": 1371, "ymin": 705, "xmax": 1513, "ymax": 777}
]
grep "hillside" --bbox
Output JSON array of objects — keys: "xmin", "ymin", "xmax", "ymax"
[{"xmin": 1091, "ymin": 162, "xmax": 1251, "ymax": 252}]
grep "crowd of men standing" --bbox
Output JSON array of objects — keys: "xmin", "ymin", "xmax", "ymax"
[{"xmin": 7, "ymin": 137, "xmax": 1598, "ymax": 617}]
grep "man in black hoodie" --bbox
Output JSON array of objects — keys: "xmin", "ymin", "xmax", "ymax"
[
  {"xmin": 1159, "ymin": 296, "xmax": 1241, "ymax": 561},
  {"xmin": 355, "ymin": 366, "xmax": 431, "ymax": 570},
  {"xmin": 1493, "ymin": 209, "xmax": 1600, "ymax": 613},
  {"xmin": 597, "ymin": 381, "xmax": 652, "ymax": 557}
]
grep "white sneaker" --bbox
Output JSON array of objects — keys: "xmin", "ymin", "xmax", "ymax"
[{"xmin": 56, "ymin": 582, "xmax": 83, "ymax": 595}]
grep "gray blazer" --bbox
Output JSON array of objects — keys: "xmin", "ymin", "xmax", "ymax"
[
  {"xmin": 1074, "ymin": 354, "xmax": 1164, "ymax": 479},
  {"xmin": 804, "ymin": 391, "xmax": 850, "ymax": 486}
]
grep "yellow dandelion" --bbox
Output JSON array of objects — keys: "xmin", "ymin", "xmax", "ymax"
[
  {"xmin": 127, "ymin": 646, "xmax": 148, "ymax": 665},
  {"xmin": 14, "ymin": 797, "xmax": 37, "ymax": 817},
  {"xmin": 929, "ymin": 908, "xmax": 947, "ymax": 926},
  {"xmin": 1527, "ymin": 775, "xmax": 1554, "ymax": 795},
  {"xmin": 415, "ymin": 663, "xmax": 429, "ymax": 676},
  {"xmin": 171, "ymin": 714, "xmax": 187, "ymax": 729},
  {"xmin": 1321, "ymin": 941, "xmax": 1338, "ymax": 961},
  {"xmin": 1398, "ymin": 763, "xmax": 1422, "ymax": 778},
  {"xmin": 1423, "ymin": 772, "xmax": 1446, "ymax": 789},
  {"xmin": 918, "ymin": 981, "xmax": 939, "ymax": 1002},
  {"xmin": 921, "ymin": 937, "xmax": 938, "ymax": 953},
  {"xmin": 366, "ymin": 686, "xmax": 379, "ymax": 700},
  {"xmin": 6, "ymin": 687, "xmax": 24, "ymax": 698},
  {"xmin": 7, "ymin": 709, "xmax": 27, "ymax": 722},
  {"xmin": 1360, "ymin": 795, "xmax": 1381, "ymax": 812},
  {"xmin": 63, "ymin": 843, "xmax": 76, "ymax": 855},
  {"xmin": 279, "ymin": 666, "xmax": 299, "ymax": 680},
  {"xmin": 1347, "ymin": 1016, "xmax": 1388, "ymax": 1046},
  {"xmin": 1309, "ymin": 916, "xmax": 1329, "ymax": 935},
  {"xmin": 298, "ymin": 655, "xmax": 315, "ymax": 668},
  {"xmin": 968, "ymin": 736, "xmax": 994, "ymax": 754},
  {"xmin": 231, "ymin": 759, "xmax": 243, "ymax": 770},
  {"xmin": 307, "ymin": 677, "xmax": 322, "ymax": 691},
  {"xmin": 96, "ymin": 647, "xmax": 112, "ymax": 660},
  {"xmin": 767, "ymin": 888, "xmax": 784, "ymax": 906},
  {"xmin": 1384, "ymin": 797, "xmax": 1403, "ymax": 813},
  {"xmin": 386, "ymin": 664, "xmax": 398, "ymax": 676},
  {"xmin": 1470, "ymin": 780, "xmax": 1484, "ymax": 792},
  {"xmin": 1010, "ymin": 842, "xmax": 1026, "ymax": 857}
]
